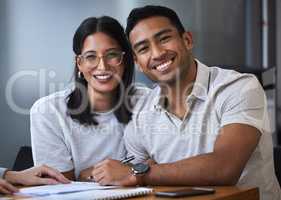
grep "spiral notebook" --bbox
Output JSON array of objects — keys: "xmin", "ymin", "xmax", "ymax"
[
  {"xmin": 18, "ymin": 181, "xmax": 118, "ymax": 196},
  {"xmin": 27, "ymin": 187, "xmax": 153, "ymax": 200}
]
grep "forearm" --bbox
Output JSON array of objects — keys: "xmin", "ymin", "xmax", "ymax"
[
  {"xmin": 4, "ymin": 171, "xmax": 22, "ymax": 185},
  {"xmin": 143, "ymin": 153, "xmax": 239, "ymax": 186}
]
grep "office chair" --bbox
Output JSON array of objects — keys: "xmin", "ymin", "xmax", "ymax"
[
  {"xmin": 12, "ymin": 146, "xmax": 34, "ymax": 171},
  {"xmin": 274, "ymin": 146, "xmax": 281, "ymax": 187}
]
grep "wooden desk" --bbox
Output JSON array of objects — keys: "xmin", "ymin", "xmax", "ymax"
[
  {"xmin": 133, "ymin": 186, "xmax": 259, "ymax": 200},
  {"xmin": 3, "ymin": 186, "xmax": 259, "ymax": 200}
]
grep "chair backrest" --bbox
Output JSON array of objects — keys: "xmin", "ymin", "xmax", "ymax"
[
  {"xmin": 274, "ymin": 146, "xmax": 281, "ymax": 187},
  {"xmin": 12, "ymin": 146, "xmax": 34, "ymax": 171}
]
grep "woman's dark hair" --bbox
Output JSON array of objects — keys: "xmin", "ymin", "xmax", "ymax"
[
  {"xmin": 126, "ymin": 5, "xmax": 185, "ymax": 37},
  {"xmin": 67, "ymin": 16, "xmax": 134, "ymax": 125}
]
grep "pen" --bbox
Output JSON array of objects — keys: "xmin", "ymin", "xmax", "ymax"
[
  {"xmin": 86, "ymin": 156, "xmax": 135, "ymax": 181},
  {"xmin": 120, "ymin": 155, "xmax": 135, "ymax": 164}
]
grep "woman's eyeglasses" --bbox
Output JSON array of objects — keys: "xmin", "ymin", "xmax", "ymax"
[{"xmin": 78, "ymin": 51, "xmax": 125, "ymax": 68}]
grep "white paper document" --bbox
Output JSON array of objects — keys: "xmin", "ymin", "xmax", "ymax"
[
  {"xmin": 27, "ymin": 187, "xmax": 153, "ymax": 200},
  {"xmin": 18, "ymin": 181, "xmax": 118, "ymax": 196}
]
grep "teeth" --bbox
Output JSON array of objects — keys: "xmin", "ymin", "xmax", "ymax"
[
  {"xmin": 94, "ymin": 74, "xmax": 112, "ymax": 80},
  {"xmin": 155, "ymin": 60, "xmax": 172, "ymax": 72}
]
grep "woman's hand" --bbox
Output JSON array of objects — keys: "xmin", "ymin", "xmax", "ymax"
[
  {"xmin": 0, "ymin": 178, "xmax": 18, "ymax": 194},
  {"xmin": 4, "ymin": 165, "xmax": 70, "ymax": 186},
  {"xmin": 78, "ymin": 166, "xmax": 95, "ymax": 181}
]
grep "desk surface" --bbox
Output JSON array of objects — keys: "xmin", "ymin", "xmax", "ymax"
[
  {"xmin": 133, "ymin": 186, "xmax": 259, "ymax": 200},
  {"xmin": 4, "ymin": 186, "xmax": 259, "ymax": 200}
]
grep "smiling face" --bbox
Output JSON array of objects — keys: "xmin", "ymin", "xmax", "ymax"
[
  {"xmin": 129, "ymin": 16, "xmax": 193, "ymax": 85},
  {"xmin": 77, "ymin": 32, "xmax": 125, "ymax": 94}
]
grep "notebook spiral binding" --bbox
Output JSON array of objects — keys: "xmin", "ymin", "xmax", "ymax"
[{"xmin": 96, "ymin": 188, "xmax": 153, "ymax": 200}]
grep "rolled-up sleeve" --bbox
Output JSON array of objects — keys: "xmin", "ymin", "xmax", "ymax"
[
  {"xmin": 220, "ymin": 76, "xmax": 268, "ymax": 134},
  {"xmin": 124, "ymin": 121, "xmax": 149, "ymax": 164}
]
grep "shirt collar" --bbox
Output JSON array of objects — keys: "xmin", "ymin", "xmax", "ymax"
[
  {"xmin": 151, "ymin": 86, "xmax": 164, "ymax": 111},
  {"xmin": 152, "ymin": 59, "xmax": 210, "ymax": 110},
  {"xmin": 190, "ymin": 59, "xmax": 210, "ymax": 101}
]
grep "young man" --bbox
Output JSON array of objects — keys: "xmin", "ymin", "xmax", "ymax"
[
  {"xmin": 91, "ymin": 5, "xmax": 280, "ymax": 200},
  {"xmin": 0, "ymin": 165, "xmax": 70, "ymax": 194}
]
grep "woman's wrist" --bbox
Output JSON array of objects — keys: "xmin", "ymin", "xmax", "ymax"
[
  {"xmin": 4, "ymin": 171, "xmax": 22, "ymax": 185},
  {"xmin": 78, "ymin": 166, "xmax": 94, "ymax": 181}
]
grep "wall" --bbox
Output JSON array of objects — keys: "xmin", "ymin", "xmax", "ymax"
[{"xmin": 0, "ymin": 0, "xmax": 246, "ymax": 167}]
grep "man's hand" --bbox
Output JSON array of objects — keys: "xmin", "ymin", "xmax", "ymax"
[
  {"xmin": 4, "ymin": 165, "xmax": 70, "ymax": 186},
  {"xmin": 92, "ymin": 159, "xmax": 137, "ymax": 186},
  {"xmin": 145, "ymin": 159, "xmax": 157, "ymax": 166},
  {"xmin": 0, "ymin": 179, "xmax": 18, "ymax": 194}
]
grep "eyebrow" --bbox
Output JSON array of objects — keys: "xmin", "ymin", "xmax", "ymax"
[
  {"xmin": 83, "ymin": 50, "xmax": 96, "ymax": 55},
  {"xmin": 132, "ymin": 28, "xmax": 173, "ymax": 50},
  {"xmin": 82, "ymin": 48, "xmax": 121, "ymax": 55},
  {"xmin": 133, "ymin": 41, "xmax": 147, "ymax": 51},
  {"xmin": 154, "ymin": 29, "xmax": 173, "ymax": 38}
]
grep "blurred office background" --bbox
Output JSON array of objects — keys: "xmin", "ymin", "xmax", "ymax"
[{"xmin": 0, "ymin": 0, "xmax": 280, "ymax": 169}]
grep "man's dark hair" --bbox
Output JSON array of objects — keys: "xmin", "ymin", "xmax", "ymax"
[
  {"xmin": 68, "ymin": 16, "xmax": 134, "ymax": 125},
  {"xmin": 126, "ymin": 5, "xmax": 185, "ymax": 37}
]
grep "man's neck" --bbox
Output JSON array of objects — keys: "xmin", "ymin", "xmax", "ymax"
[{"xmin": 161, "ymin": 60, "xmax": 197, "ymax": 119}]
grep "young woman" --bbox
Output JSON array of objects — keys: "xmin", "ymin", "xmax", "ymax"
[{"xmin": 30, "ymin": 16, "xmax": 135, "ymax": 180}]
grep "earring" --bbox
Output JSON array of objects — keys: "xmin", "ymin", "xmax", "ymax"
[{"xmin": 78, "ymin": 71, "xmax": 82, "ymax": 79}]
